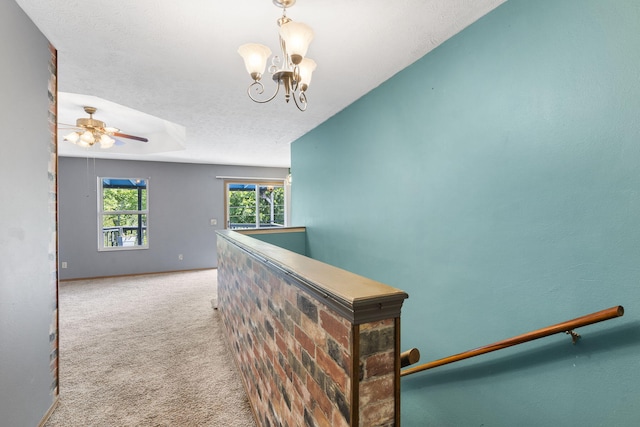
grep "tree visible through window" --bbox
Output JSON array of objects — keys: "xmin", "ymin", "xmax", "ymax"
[
  {"xmin": 98, "ymin": 177, "xmax": 149, "ymax": 250},
  {"xmin": 226, "ymin": 181, "xmax": 285, "ymax": 229}
]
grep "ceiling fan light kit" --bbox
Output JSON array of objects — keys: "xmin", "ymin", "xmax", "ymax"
[
  {"xmin": 238, "ymin": 0, "xmax": 316, "ymax": 111},
  {"xmin": 63, "ymin": 106, "xmax": 148, "ymax": 149},
  {"xmin": 63, "ymin": 106, "xmax": 118, "ymax": 149}
]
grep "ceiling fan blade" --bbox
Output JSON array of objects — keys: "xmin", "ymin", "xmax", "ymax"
[{"xmin": 113, "ymin": 132, "xmax": 148, "ymax": 142}]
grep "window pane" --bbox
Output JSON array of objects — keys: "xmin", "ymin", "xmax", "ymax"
[
  {"xmin": 228, "ymin": 184, "xmax": 257, "ymax": 229},
  {"xmin": 226, "ymin": 181, "xmax": 286, "ymax": 230},
  {"xmin": 102, "ymin": 186, "xmax": 147, "ymax": 211},
  {"xmin": 102, "ymin": 214, "xmax": 147, "ymax": 248},
  {"xmin": 259, "ymin": 185, "xmax": 285, "ymax": 227}
]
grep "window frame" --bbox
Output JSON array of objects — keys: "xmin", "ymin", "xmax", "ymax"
[
  {"xmin": 224, "ymin": 179, "xmax": 286, "ymax": 230},
  {"xmin": 97, "ymin": 177, "xmax": 149, "ymax": 251}
]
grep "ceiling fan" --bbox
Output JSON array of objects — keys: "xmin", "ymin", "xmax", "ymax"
[{"xmin": 60, "ymin": 106, "xmax": 149, "ymax": 149}]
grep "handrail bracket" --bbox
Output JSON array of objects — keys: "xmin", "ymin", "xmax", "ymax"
[{"xmin": 565, "ymin": 329, "xmax": 581, "ymax": 344}]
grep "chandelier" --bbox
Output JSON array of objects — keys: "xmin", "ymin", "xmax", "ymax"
[
  {"xmin": 238, "ymin": 0, "xmax": 316, "ymax": 111},
  {"xmin": 63, "ymin": 107, "xmax": 118, "ymax": 149}
]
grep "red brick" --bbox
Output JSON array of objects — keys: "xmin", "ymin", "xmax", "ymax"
[
  {"xmin": 359, "ymin": 318, "xmax": 394, "ymax": 332},
  {"xmin": 320, "ymin": 309, "xmax": 351, "ymax": 349},
  {"xmin": 274, "ymin": 357, "xmax": 287, "ymax": 382},
  {"xmin": 317, "ymin": 347, "xmax": 349, "ymax": 393},
  {"xmin": 273, "ymin": 315, "xmax": 284, "ymax": 336},
  {"xmin": 263, "ymin": 340, "xmax": 274, "ymax": 361},
  {"xmin": 331, "ymin": 408, "xmax": 351, "ymax": 427},
  {"xmin": 252, "ymin": 344, "xmax": 261, "ymax": 360},
  {"xmin": 268, "ymin": 273, "xmax": 281, "ymax": 291},
  {"xmin": 292, "ymin": 373, "xmax": 309, "ymax": 403},
  {"xmin": 276, "ymin": 332, "xmax": 287, "ymax": 355},
  {"xmin": 283, "ymin": 337, "xmax": 300, "ymax": 364},
  {"xmin": 291, "ymin": 391, "xmax": 304, "ymax": 421},
  {"xmin": 313, "ymin": 403, "xmax": 332, "ymax": 427},
  {"xmin": 307, "ymin": 372, "xmax": 333, "ymax": 417},
  {"xmin": 363, "ymin": 350, "xmax": 394, "ymax": 378},
  {"xmin": 295, "ymin": 325, "xmax": 316, "ymax": 358},
  {"xmin": 359, "ymin": 375, "xmax": 394, "ymax": 407},
  {"xmin": 360, "ymin": 398, "xmax": 395, "ymax": 426}
]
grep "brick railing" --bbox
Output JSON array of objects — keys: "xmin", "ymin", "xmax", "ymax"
[{"xmin": 216, "ymin": 230, "xmax": 408, "ymax": 426}]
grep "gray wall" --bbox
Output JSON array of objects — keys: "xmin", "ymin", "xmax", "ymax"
[
  {"xmin": 0, "ymin": 1, "xmax": 58, "ymax": 425},
  {"xmin": 58, "ymin": 157, "xmax": 287, "ymax": 280},
  {"xmin": 292, "ymin": 0, "xmax": 640, "ymax": 425}
]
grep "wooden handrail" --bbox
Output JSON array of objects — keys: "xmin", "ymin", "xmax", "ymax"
[{"xmin": 401, "ymin": 305, "xmax": 624, "ymax": 377}]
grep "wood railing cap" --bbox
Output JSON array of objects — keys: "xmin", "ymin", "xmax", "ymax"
[{"xmin": 217, "ymin": 230, "xmax": 408, "ymax": 324}]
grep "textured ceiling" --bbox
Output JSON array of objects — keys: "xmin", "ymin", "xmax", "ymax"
[{"xmin": 16, "ymin": 0, "xmax": 506, "ymax": 167}]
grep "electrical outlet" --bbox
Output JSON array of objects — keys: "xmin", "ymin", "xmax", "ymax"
[
  {"xmin": 210, "ymin": 218, "xmax": 217, "ymax": 226},
  {"xmin": 178, "ymin": 254, "xmax": 183, "ymax": 260},
  {"xmin": 61, "ymin": 261, "xmax": 68, "ymax": 269}
]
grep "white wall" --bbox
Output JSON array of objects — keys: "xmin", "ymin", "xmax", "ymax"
[{"xmin": 0, "ymin": 1, "xmax": 58, "ymax": 425}]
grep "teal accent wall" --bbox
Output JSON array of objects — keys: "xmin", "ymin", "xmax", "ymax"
[
  {"xmin": 291, "ymin": 0, "xmax": 640, "ymax": 425},
  {"xmin": 244, "ymin": 231, "xmax": 307, "ymax": 255}
]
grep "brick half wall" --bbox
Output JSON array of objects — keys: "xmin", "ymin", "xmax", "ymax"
[{"xmin": 216, "ymin": 230, "xmax": 408, "ymax": 426}]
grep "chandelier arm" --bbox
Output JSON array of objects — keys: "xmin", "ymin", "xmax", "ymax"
[
  {"xmin": 269, "ymin": 55, "xmax": 282, "ymax": 75},
  {"xmin": 247, "ymin": 80, "xmax": 281, "ymax": 104},
  {"xmin": 291, "ymin": 65, "xmax": 300, "ymax": 92},
  {"xmin": 291, "ymin": 90, "xmax": 308, "ymax": 112}
]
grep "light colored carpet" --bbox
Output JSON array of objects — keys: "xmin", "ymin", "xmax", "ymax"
[{"xmin": 45, "ymin": 269, "xmax": 255, "ymax": 427}]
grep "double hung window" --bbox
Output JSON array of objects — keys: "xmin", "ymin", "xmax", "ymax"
[{"xmin": 98, "ymin": 177, "xmax": 149, "ymax": 250}]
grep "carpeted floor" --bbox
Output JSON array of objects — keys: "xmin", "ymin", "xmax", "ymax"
[{"xmin": 44, "ymin": 269, "xmax": 255, "ymax": 427}]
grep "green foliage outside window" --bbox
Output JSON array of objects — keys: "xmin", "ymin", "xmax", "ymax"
[
  {"xmin": 228, "ymin": 185, "xmax": 284, "ymax": 227},
  {"xmin": 102, "ymin": 187, "xmax": 147, "ymax": 227},
  {"xmin": 228, "ymin": 188, "xmax": 256, "ymax": 225},
  {"xmin": 100, "ymin": 179, "xmax": 148, "ymax": 248}
]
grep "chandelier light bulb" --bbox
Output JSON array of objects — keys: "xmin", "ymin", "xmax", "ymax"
[
  {"xmin": 279, "ymin": 21, "xmax": 314, "ymax": 64},
  {"xmin": 80, "ymin": 130, "xmax": 95, "ymax": 145},
  {"xmin": 64, "ymin": 131, "xmax": 80, "ymax": 144},
  {"xmin": 99, "ymin": 134, "xmax": 115, "ymax": 149},
  {"xmin": 297, "ymin": 58, "xmax": 316, "ymax": 91},
  {"xmin": 238, "ymin": 44, "xmax": 272, "ymax": 81}
]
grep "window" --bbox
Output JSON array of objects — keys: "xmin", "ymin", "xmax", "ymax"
[
  {"xmin": 98, "ymin": 177, "xmax": 149, "ymax": 250},
  {"xmin": 225, "ymin": 180, "xmax": 285, "ymax": 229}
]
